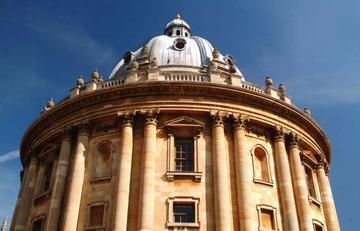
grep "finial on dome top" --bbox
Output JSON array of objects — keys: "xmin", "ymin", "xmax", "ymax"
[
  {"xmin": 47, "ymin": 98, "xmax": 55, "ymax": 108},
  {"xmin": 265, "ymin": 76, "xmax": 273, "ymax": 88},
  {"xmin": 91, "ymin": 69, "xmax": 100, "ymax": 80},
  {"xmin": 175, "ymin": 13, "xmax": 181, "ymax": 19},
  {"xmin": 77, "ymin": 75, "xmax": 84, "ymax": 86}
]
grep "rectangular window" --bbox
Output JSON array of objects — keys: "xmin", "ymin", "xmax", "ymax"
[
  {"xmin": 305, "ymin": 166, "xmax": 316, "ymax": 198},
  {"xmin": 260, "ymin": 208, "xmax": 275, "ymax": 230},
  {"xmin": 167, "ymin": 197, "xmax": 200, "ymax": 228},
  {"xmin": 175, "ymin": 138, "xmax": 194, "ymax": 172},
  {"xmin": 89, "ymin": 204, "xmax": 104, "ymax": 227},
  {"xmin": 173, "ymin": 203, "xmax": 195, "ymax": 223},
  {"xmin": 32, "ymin": 218, "xmax": 44, "ymax": 231},
  {"xmin": 42, "ymin": 162, "xmax": 53, "ymax": 192}
]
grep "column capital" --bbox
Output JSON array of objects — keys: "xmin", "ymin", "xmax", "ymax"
[
  {"xmin": 144, "ymin": 109, "xmax": 159, "ymax": 126},
  {"xmin": 118, "ymin": 111, "xmax": 135, "ymax": 128},
  {"xmin": 211, "ymin": 111, "xmax": 225, "ymax": 127},
  {"xmin": 76, "ymin": 121, "xmax": 91, "ymax": 136},
  {"xmin": 62, "ymin": 126, "xmax": 73, "ymax": 140},
  {"xmin": 273, "ymin": 125, "xmax": 285, "ymax": 141},
  {"xmin": 316, "ymin": 155, "xmax": 330, "ymax": 174},
  {"xmin": 232, "ymin": 114, "xmax": 249, "ymax": 131},
  {"xmin": 287, "ymin": 131, "xmax": 300, "ymax": 147}
]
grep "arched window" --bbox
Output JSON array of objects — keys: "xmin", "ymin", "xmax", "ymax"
[
  {"xmin": 252, "ymin": 146, "xmax": 272, "ymax": 185},
  {"xmin": 93, "ymin": 141, "xmax": 112, "ymax": 180}
]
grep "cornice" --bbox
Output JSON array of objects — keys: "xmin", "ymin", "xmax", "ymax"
[{"xmin": 20, "ymin": 81, "xmax": 331, "ymax": 165}]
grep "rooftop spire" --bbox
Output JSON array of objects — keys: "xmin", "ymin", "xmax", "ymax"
[{"xmin": 175, "ymin": 13, "xmax": 181, "ymax": 19}]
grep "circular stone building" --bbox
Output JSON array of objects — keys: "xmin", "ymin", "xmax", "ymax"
[{"xmin": 11, "ymin": 15, "xmax": 340, "ymax": 231}]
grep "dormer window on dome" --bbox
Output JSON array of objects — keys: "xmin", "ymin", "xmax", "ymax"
[{"xmin": 164, "ymin": 14, "xmax": 192, "ymax": 37}]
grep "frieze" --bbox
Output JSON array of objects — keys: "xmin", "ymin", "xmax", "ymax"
[
  {"xmin": 245, "ymin": 125, "xmax": 270, "ymax": 140},
  {"xmin": 20, "ymin": 82, "xmax": 331, "ymax": 165}
]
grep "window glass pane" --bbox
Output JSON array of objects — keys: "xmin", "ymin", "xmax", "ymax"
[
  {"xmin": 43, "ymin": 162, "xmax": 53, "ymax": 192},
  {"xmin": 175, "ymin": 138, "xmax": 194, "ymax": 172},
  {"xmin": 305, "ymin": 167, "xmax": 316, "ymax": 198},
  {"xmin": 315, "ymin": 224, "xmax": 323, "ymax": 231},
  {"xmin": 261, "ymin": 209, "xmax": 275, "ymax": 230},
  {"xmin": 90, "ymin": 205, "xmax": 104, "ymax": 226},
  {"xmin": 174, "ymin": 203, "xmax": 195, "ymax": 223},
  {"xmin": 32, "ymin": 219, "xmax": 43, "ymax": 231}
]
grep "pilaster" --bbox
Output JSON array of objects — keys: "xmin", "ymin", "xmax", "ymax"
[
  {"xmin": 46, "ymin": 128, "xmax": 73, "ymax": 231},
  {"xmin": 113, "ymin": 113, "xmax": 135, "ymax": 231},
  {"xmin": 273, "ymin": 126, "xmax": 300, "ymax": 231},
  {"xmin": 287, "ymin": 132, "xmax": 313, "ymax": 231},
  {"xmin": 12, "ymin": 156, "xmax": 38, "ymax": 231},
  {"xmin": 138, "ymin": 110, "xmax": 158, "ymax": 231},
  {"xmin": 61, "ymin": 123, "xmax": 89, "ymax": 231},
  {"xmin": 317, "ymin": 160, "xmax": 340, "ymax": 231},
  {"xmin": 233, "ymin": 115, "xmax": 256, "ymax": 231},
  {"xmin": 211, "ymin": 111, "xmax": 233, "ymax": 231}
]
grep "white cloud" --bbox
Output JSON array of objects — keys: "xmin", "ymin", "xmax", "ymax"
[
  {"xmin": 285, "ymin": 73, "xmax": 360, "ymax": 107},
  {"xmin": 27, "ymin": 20, "xmax": 117, "ymax": 66},
  {"xmin": 0, "ymin": 150, "xmax": 19, "ymax": 163}
]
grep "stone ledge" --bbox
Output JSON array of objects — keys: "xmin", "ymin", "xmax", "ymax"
[{"xmin": 165, "ymin": 171, "xmax": 202, "ymax": 182}]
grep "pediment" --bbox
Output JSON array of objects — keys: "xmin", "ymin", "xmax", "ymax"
[{"xmin": 164, "ymin": 116, "xmax": 205, "ymax": 128}]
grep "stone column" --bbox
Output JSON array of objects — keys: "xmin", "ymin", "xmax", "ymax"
[
  {"xmin": 113, "ymin": 114, "xmax": 134, "ymax": 231},
  {"xmin": 273, "ymin": 126, "xmax": 299, "ymax": 231},
  {"xmin": 317, "ymin": 161, "xmax": 341, "ymax": 231},
  {"xmin": 233, "ymin": 116, "xmax": 256, "ymax": 231},
  {"xmin": 46, "ymin": 129, "xmax": 72, "ymax": 231},
  {"xmin": 287, "ymin": 132, "xmax": 313, "ymax": 231},
  {"xmin": 61, "ymin": 125, "xmax": 89, "ymax": 231},
  {"xmin": 211, "ymin": 113, "xmax": 232, "ymax": 231},
  {"xmin": 12, "ymin": 156, "xmax": 38, "ymax": 231},
  {"xmin": 138, "ymin": 111, "xmax": 158, "ymax": 231}
]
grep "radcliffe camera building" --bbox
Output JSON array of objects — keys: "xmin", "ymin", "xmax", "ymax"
[{"xmin": 10, "ymin": 15, "xmax": 340, "ymax": 231}]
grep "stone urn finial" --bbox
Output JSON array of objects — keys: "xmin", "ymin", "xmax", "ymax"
[
  {"xmin": 278, "ymin": 83, "xmax": 286, "ymax": 94},
  {"xmin": 77, "ymin": 75, "xmax": 84, "ymax": 86},
  {"xmin": 150, "ymin": 57, "xmax": 158, "ymax": 69},
  {"xmin": 91, "ymin": 69, "xmax": 100, "ymax": 80},
  {"xmin": 129, "ymin": 60, "xmax": 139, "ymax": 71},
  {"xmin": 265, "ymin": 76, "xmax": 273, "ymax": 88},
  {"xmin": 141, "ymin": 45, "xmax": 149, "ymax": 56},
  {"xmin": 47, "ymin": 98, "xmax": 55, "ymax": 108},
  {"xmin": 212, "ymin": 48, "xmax": 220, "ymax": 60},
  {"xmin": 304, "ymin": 107, "xmax": 311, "ymax": 116}
]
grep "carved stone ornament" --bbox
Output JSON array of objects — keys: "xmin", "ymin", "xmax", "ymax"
[
  {"xmin": 287, "ymin": 131, "xmax": 299, "ymax": 147},
  {"xmin": 144, "ymin": 109, "xmax": 159, "ymax": 126},
  {"xmin": 316, "ymin": 154, "xmax": 329, "ymax": 172},
  {"xmin": 119, "ymin": 113, "xmax": 134, "ymax": 127},
  {"xmin": 211, "ymin": 112, "xmax": 224, "ymax": 127},
  {"xmin": 233, "ymin": 114, "xmax": 249, "ymax": 130},
  {"xmin": 212, "ymin": 48, "xmax": 220, "ymax": 60},
  {"xmin": 62, "ymin": 126, "xmax": 73, "ymax": 140},
  {"xmin": 150, "ymin": 57, "xmax": 158, "ymax": 69},
  {"xmin": 77, "ymin": 122, "xmax": 91, "ymax": 136},
  {"xmin": 274, "ymin": 125, "xmax": 285, "ymax": 141},
  {"xmin": 141, "ymin": 45, "xmax": 149, "ymax": 56}
]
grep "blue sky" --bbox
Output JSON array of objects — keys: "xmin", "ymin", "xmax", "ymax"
[{"xmin": 0, "ymin": 0, "xmax": 359, "ymax": 229}]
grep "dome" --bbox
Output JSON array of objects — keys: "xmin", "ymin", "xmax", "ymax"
[{"xmin": 109, "ymin": 15, "xmax": 244, "ymax": 80}]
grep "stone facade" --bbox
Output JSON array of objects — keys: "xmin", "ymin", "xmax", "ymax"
[{"xmin": 10, "ymin": 16, "xmax": 340, "ymax": 231}]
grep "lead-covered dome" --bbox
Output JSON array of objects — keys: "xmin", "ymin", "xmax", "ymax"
[{"xmin": 109, "ymin": 15, "xmax": 244, "ymax": 80}]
